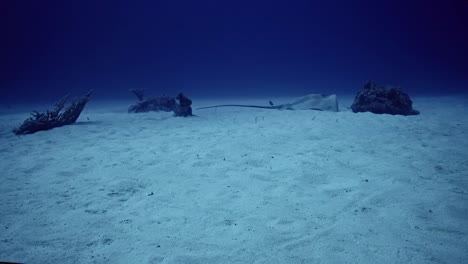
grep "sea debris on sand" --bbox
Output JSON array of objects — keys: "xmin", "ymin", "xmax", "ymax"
[{"xmin": 13, "ymin": 91, "xmax": 93, "ymax": 135}]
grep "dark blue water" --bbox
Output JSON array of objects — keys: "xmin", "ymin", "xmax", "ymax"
[{"xmin": 2, "ymin": 0, "xmax": 468, "ymax": 103}]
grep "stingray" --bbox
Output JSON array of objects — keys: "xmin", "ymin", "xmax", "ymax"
[{"xmin": 196, "ymin": 94, "xmax": 339, "ymax": 112}]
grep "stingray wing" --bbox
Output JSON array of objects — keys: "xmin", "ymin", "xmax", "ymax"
[{"xmin": 285, "ymin": 94, "xmax": 339, "ymax": 112}]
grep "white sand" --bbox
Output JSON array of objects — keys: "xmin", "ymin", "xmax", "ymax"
[{"xmin": 1, "ymin": 95, "xmax": 467, "ymax": 263}]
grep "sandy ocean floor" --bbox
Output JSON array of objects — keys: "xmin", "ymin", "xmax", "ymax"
[{"xmin": 1, "ymin": 95, "xmax": 467, "ymax": 263}]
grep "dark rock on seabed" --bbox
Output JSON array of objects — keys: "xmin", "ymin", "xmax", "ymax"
[
  {"xmin": 128, "ymin": 90, "xmax": 193, "ymax": 117},
  {"xmin": 174, "ymin": 93, "xmax": 193, "ymax": 117},
  {"xmin": 351, "ymin": 81, "xmax": 420, "ymax": 115}
]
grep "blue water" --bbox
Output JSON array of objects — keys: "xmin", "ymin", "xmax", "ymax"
[{"xmin": 2, "ymin": 0, "xmax": 467, "ymax": 103}]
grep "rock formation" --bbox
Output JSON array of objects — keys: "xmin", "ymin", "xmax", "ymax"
[{"xmin": 351, "ymin": 81, "xmax": 419, "ymax": 115}]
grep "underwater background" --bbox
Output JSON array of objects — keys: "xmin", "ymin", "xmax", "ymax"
[
  {"xmin": 1, "ymin": 0, "xmax": 468, "ymax": 103},
  {"xmin": 2, "ymin": 1, "xmax": 468, "ymax": 263}
]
